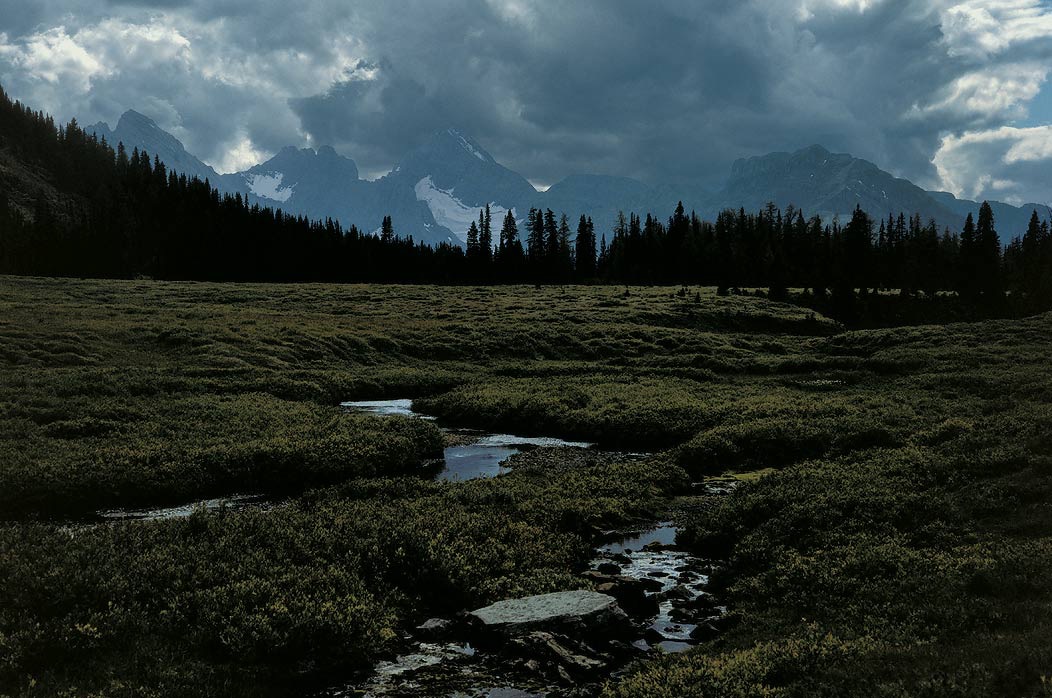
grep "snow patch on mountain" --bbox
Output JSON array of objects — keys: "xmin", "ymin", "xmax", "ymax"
[
  {"xmin": 448, "ymin": 129, "xmax": 487, "ymax": 162},
  {"xmin": 414, "ymin": 176, "xmax": 510, "ymax": 242},
  {"xmin": 247, "ymin": 173, "xmax": 295, "ymax": 203}
]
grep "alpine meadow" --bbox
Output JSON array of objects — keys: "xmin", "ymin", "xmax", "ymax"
[{"xmin": 2, "ymin": 2, "xmax": 1052, "ymax": 697}]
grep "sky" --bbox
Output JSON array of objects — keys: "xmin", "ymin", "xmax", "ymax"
[{"xmin": 0, "ymin": 0, "xmax": 1050, "ymax": 205}]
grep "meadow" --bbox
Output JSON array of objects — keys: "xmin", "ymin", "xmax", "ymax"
[{"xmin": 1, "ymin": 276, "xmax": 1049, "ymax": 696}]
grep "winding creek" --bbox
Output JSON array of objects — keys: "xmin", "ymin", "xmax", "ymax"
[
  {"xmin": 329, "ymin": 399, "xmax": 732, "ymax": 697},
  {"xmin": 95, "ymin": 398, "xmax": 594, "ymax": 521},
  {"xmin": 341, "ymin": 398, "xmax": 595, "ymax": 482},
  {"xmin": 95, "ymin": 398, "xmax": 731, "ymax": 696}
]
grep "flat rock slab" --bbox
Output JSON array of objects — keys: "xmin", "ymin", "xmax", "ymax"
[{"xmin": 468, "ymin": 590, "xmax": 629, "ymax": 638}]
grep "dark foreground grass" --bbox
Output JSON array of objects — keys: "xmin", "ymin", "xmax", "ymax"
[
  {"xmin": 1, "ymin": 453, "xmax": 683, "ymax": 696},
  {"xmin": 608, "ymin": 315, "xmax": 1052, "ymax": 698},
  {"xmin": 2, "ymin": 276, "xmax": 1051, "ymax": 696}
]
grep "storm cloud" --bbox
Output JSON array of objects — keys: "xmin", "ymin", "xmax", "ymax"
[{"xmin": 0, "ymin": 0, "xmax": 1050, "ymax": 202}]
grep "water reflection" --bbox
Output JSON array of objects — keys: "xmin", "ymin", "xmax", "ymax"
[{"xmin": 342, "ymin": 399, "xmax": 594, "ymax": 482}]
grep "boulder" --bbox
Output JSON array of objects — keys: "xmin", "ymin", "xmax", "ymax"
[
  {"xmin": 638, "ymin": 577, "xmax": 665, "ymax": 593},
  {"xmin": 664, "ymin": 584, "xmax": 694, "ymax": 601},
  {"xmin": 413, "ymin": 617, "xmax": 453, "ymax": 640},
  {"xmin": 642, "ymin": 541, "xmax": 677, "ymax": 552},
  {"xmin": 516, "ymin": 631, "xmax": 606, "ymax": 675},
  {"xmin": 468, "ymin": 590, "xmax": 631, "ymax": 640},
  {"xmin": 687, "ymin": 593, "xmax": 720, "ymax": 614},
  {"xmin": 689, "ymin": 621, "xmax": 720, "ymax": 642},
  {"xmin": 594, "ymin": 578, "xmax": 657, "ymax": 618},
  {"xmin": 597, "ymin": 561, "xmax": 622, "ymax": 575}
]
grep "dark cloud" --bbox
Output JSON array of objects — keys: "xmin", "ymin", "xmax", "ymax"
[{"xmin": 0, "ymin": 0, "xmax": 1050, "ymax": 200}]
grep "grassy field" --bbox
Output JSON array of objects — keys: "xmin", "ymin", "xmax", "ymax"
[{"xmin": 1, "ymin": 276, "xmax": 1050, "ymax": 696}]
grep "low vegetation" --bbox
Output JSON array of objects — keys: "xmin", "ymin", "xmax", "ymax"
[
  {"xmin": 2, "ymin": 276, "xmax": 1050, "ymax": 696},
  {"xmin": 610, "ymin": 314, "xmax": 1052, "ymax": 697}
]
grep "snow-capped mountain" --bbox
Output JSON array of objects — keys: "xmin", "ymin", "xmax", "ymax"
[
  {"xmin": 381, "ymin": 128, "xmax": 537, "ymax": 243},
  {"xmin": 225, "ymin": 145, "xmax": 363, "ymax": 220},
  {"xmin": 87, "ymin": 111, "xmax": 1049, "ymax": 245}
]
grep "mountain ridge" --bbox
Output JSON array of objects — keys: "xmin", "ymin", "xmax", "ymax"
[{"xmin": 86, "ymin": 112, "xmax": 1049, "ymax": 244}]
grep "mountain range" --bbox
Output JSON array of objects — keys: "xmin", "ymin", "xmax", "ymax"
[{"xmin": 88, "ymin": 111, "xmax": 1049, "ymax": 246}]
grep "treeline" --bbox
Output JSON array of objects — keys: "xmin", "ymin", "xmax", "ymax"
[
  {"xmin": 599, "ymin": 202, "xmax": 1052, "ymax": 304},
  {"xmin": 2, "ymin": 86, "xmax": 1051, "ymax": 306}
]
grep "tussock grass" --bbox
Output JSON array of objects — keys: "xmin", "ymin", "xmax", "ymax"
[{"xmin": 3, "ymin": 276, "xmax": 1051, "ymax": 696}]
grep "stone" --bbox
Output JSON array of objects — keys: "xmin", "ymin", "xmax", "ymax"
[
  {"xmin": 665, "ymin": 584, "xmax": 694, "ymax": 601},
  {"xmin": 413, "ymin": 617, "xmax": 453, "ymax": 640},
  {"xmin": 594, "ymin": 578, "xmax": 657, "ymax": 618},
  {"xmin": 689, "ymin": 621, "xmax": 720, "ymax": 642},
  {"xmin": 597, "ymin": 562, "xmax": 622, "ymax": 575},
  {"xmin": 642, "ymin": 541, "xmax": 677, "ymax": 552},
  {"xmin": 638, "ymin": 577, "xmax": 665, "ymax": 593},
  {"xmin": 526, "ymin": 631, "xmax": 606, "ymax": 674},
  {"xmin": 668, "ymin": 606, "xmax": 696, "ymax": 623},
  {"xmin": 643, "ymin": 627, "xmax": 665, "ymax": 644},
  {"xmin": 688, "ymin": 593, "xmax": 720, "ymax": 613},
  {"xmin": 468, "ymin": 590, "xmax": 631, "ymax": 639}
]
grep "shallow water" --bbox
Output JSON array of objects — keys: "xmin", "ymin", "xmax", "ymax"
[
  {"xmin": 340, "ymin": 398, "xmax": 435, "ymax": 419},
  {"xmin": 342, "ymin": 399, "xmax": 593, "ymax": 482},
  {"xmin": 439, "ymin": 444, "xmax": 520, "ymax": 481},
  {"xmin": 333, "ymin": 519, "xmax": 718, "ymax": 695},
  {"xmin": 98, "ymin": 494, "xmax": 268, "ymax": 521},
  {"xmin": 600, "ymin": 521, "xmax": 678, "ymax": 554},
  {"xmin": 593, "ymin": 522, "xmax": 716, "ymax": 655},
  {"xmin": 95, "ymin": 399, "xmax": 594, "ymax": 522},
  {"xmin": 473, "ymin": 434, "xmax": 593, "ymax": 449}
]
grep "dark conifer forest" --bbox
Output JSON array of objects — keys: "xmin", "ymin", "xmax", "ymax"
[{"xmin": 2, "ymin": 87, "xmax": 1051, "ymax": 312}]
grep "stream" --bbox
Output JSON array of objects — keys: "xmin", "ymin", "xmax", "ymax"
[
  {"xmin": 341, "ymin": 399, "xmax": 595, "ymax": 482},
  {"xmin": 90, "ymin": 396, "xmax": 730, "ymax": 696},
  {"xmin": 95, "ymin": 398, "xmax": 593, "ymax": 521},
  {"xmin": 325, "ymin": 399, "xmax": 731, "ymax": 696},
  {"xmin": 326, "ymin": 513, "xmax": 730, "ymax": 697}
]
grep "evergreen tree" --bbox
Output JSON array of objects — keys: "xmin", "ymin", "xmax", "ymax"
[
  {"xmin": 479, "ymin": 205, "xmax": 493, "ymax": 264},
  {"xmin": 543, "ymin": 209, "xmax": 558, "ymax": 262},
  {"xmin": 957, "ymin": 213, "xmax": 977, "ymax": 299},
  {"xmin": 466, "ymin": 220, "xmax": 480, "ymax": 261},
  {"xmin": 5, "ymin": 86, "xmax": 1051, "ymax": 303},
  {"xmin": 498, "ymin": 209, "xmax": 524, "ymax": 280},
  {"xmin": 556, "ymin": 213, "xmax": 573, "ymax": 280},
  {"xmin": 976, "ymin": 201, "xmax": 1002, "ymax": 298},
  {"xmin": 526, "ymin": 207, "xmax": 545, "ymax": 266},
  {"xmin": 1021, "ymin": 209, "xmax": 1045, "ymax": 299},
  {"xmin": 575, "ymin": 215, "xmax": 596, "ymax": 279}
]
